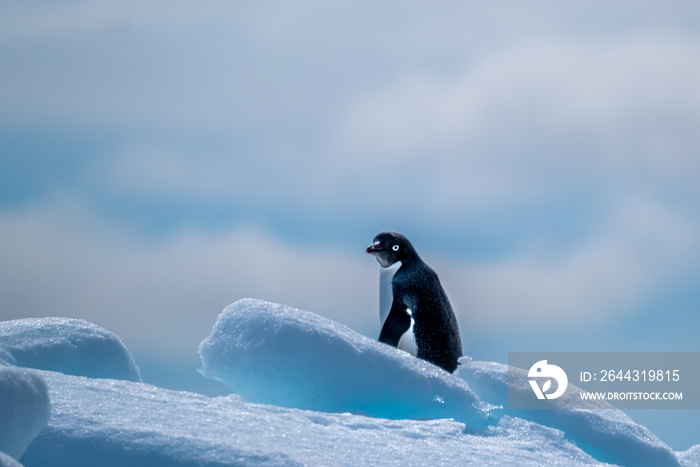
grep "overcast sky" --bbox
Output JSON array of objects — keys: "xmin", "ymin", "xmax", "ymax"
[{"xmin": 2, "ymin": 1, "xmax": 700, "ymax": 450}]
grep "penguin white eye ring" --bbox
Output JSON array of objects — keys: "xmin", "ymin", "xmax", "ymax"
[{"xmin": 392, "ymin": 245, "xmax": 399, "ymax": 251}]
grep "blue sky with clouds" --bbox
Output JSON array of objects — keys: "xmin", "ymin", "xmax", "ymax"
[{"xmin": 2, "ymin": 1, "xmax": 700, "ymax": 450}]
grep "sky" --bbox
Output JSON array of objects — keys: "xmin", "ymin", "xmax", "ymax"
[{"xmin": 1, "ymin": 0, "xmax": 700, "ymax": 451}]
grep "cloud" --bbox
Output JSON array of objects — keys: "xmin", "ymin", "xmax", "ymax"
[
  {"xmin": 318, "ymin": 34, "xmax": 700, "ymax": 232},
  {"xmin": 1, "ymin": 194, "xmax": 697, "ymax": 363},
  {"xmin": 439, "ymin": 195, "xmax": 699, "ymax": 327},
  {"xmin": 335, "ymin": 35, "xmax": 700, "ymax": 176},
  {"xmin": 3, "ymin": 3, "xmax": 700, "ymax": 227},
  {"xmin": 76, "ymin": 33, "xmax": 700, "ymax": 240},
  {"xmin": 0, "ymin": 196, "xmax": 377, "ymax": 359},
  {"xmin": 2, "ymin": 2, "xmax": 700, "ymax": 366}
]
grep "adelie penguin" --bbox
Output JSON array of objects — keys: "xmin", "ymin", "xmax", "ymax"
[{"xmin": 366, "ymin": 232, "xmax": 463, "ymax": 372}]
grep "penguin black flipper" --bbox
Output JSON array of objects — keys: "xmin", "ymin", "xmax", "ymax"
[{"xmin": 378, "ymin": 298, "xmax": 411, "ymax": 348}]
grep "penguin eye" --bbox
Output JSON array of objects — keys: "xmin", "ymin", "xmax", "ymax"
[{"xmin": 392, "ymin": 245, "xmax": 399, "ymax": 252}]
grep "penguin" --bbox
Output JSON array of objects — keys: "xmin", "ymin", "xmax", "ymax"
[{"xmin": 366, "ymin": 232, "xmax": 463, "ymax": 372}]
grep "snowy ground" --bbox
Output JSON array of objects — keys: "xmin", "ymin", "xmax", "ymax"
[{"xmin": 1, "ymin": 299, "xmax": 699, "ymax": 466}]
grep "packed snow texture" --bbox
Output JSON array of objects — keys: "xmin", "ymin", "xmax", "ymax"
[
  {"xmin": 1, "ymin": 299, "xmax": 698, "ymax": 466},
  {"xmin": 457, "ymin": 358, "xmax": 681, "ymax": 467},
  {"xmin": 0, "ymin": 451, "xmax": 23, "ymax": 467},
  {"xmin": 0, "ymin": 318, "xmax": 141, "ymax": 382},
  {"xmin": 0, "ymin": 367, "xmax": 50, "ymax": 460},
  {"xmin": 199, "ymin": 299, "xmax": 491, "ymax": 430},
  {"xmin": 22, "ymin": 370, "xmax": 605, "ymax": 467},
  {"xmin": 679, "ymin": 444, "xmax": 700, "ymax": 466}
]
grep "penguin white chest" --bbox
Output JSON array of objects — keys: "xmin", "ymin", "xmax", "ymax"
[
  {"xmin": 397, "ymin": 308, "xmax": 418, "ymax": 356},
  {"xmin": 379, "ymin": 261, "xmax": 401, "ymax": 327}
]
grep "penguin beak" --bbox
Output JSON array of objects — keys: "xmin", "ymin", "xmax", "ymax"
[{"xmin": 366, "ymin": 243, "xmax": 382, "ymax": 255}]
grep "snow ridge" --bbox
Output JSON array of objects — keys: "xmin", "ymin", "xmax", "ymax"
[
  {"xmin": 457, "ymin": 358, "xmax": 680, "ymax": 467},
  {"xmin": 199, "ymin": 298, "xmax": 491, "ymax": 430},
  {"xmin": 0, "ymin": 367, "xmax": 50, "ymax": 461},
  {"xmin": 0, "ymin": 318, "xmax": 141, "ymax": 382},
  {"xmin": 0, "ymin": 298, "xmax": 697, "ymax": 466}
]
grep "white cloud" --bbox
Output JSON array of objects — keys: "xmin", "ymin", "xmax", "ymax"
[
  {"xmin": 438, "ymin": 195, "xmax": 699, "ymax": 327},
  {"xmin": 3, "ymin": 3, "xmax": 700, "ymax": 223},
  {"xmin": 1, "ymin": 194, "xmax": 696, "ymax": 362},
  {"xmin": 334, "ymin": 35, "xmax": 700, "ymax": 183},
  {"xmin": 314, "ymin": 34, "xmax": 700, "ymax": 231},
  {"xmin": 0, "ymin": 197, "xmax": 378, "ymax": 359},
  {"xmin": 2, "ymin": 2, "xmax": 700, "ymax": 362}
]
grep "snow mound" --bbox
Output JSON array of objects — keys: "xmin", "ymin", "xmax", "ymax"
[
  {"xmin": 2, "ymin": 307, "xmax": 690, "ymax": 466},
  {"xmin": 0, "ymin": 452, "xmax": 23, "ymax": 467},
  {"xmin": 0, "ymin": 318, "xmax": 141, "ymax": 382},
  {"xmin": 0, "ymin": 367, "xmax": 50, "ymax": 460},
  {"xmin": 199, "ymin": 298, "xmax": 491, "ymax": 430},
  {"xmin": 679, "ymin": 444, "xmax": 700, "ymax": 467},
  {"xmin": 456, "ymin": 357, "xmax": 680, "ymax": 467},
  {"xmin": 21, "ymin": 370, "xmax": 607, "ymax": 467}
]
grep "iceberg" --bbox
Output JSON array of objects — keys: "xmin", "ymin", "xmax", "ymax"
[
  {"xmin": 0, "ymin": 318, "xmax": 141, "ymax": 382},
  {"xmin": 199, "ymin": 299, "xmax": 491, "ymax": 430},
  {"xmin": 0, "ymin": 367, "xmax": 50, "ymax": 461}
]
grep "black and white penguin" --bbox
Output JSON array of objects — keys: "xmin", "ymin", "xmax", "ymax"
[{"xmin": 366, "ymin": 232, "xmax": 463, "ymax": 372}]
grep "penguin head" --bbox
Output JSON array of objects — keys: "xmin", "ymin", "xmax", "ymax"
[{"xmin": 366, "ymin": 232, "xmax": 416, "ymax": 268}]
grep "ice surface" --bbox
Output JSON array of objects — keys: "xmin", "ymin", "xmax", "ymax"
[
  {"xmin": 0, "ymin": 452, "xmax": 23, "ymax": 467},
  {"xmin": 0, "ymin": 318, "xmax": 141, "ymax": 382},
  {"xmin": 199, "ymin": 298, "xmax": 491, "ymax": 430},
  {"xmin": 456, "ymin": 357, "xmax": 681, "ymax": 467},
  {"xmin": 21, "ymin": 370, "xmax": 607, "ymax": 467},
  {"xmin": 0, "ymin": 367, "xmax": 50, "ymax": 460},
  {"xmin": 679, "ymin": 444, "xmax": 700, "ymax": 467},
  {"xmin": 1, "ymin": 303, "xmax": 695, "ymax": 466}
]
